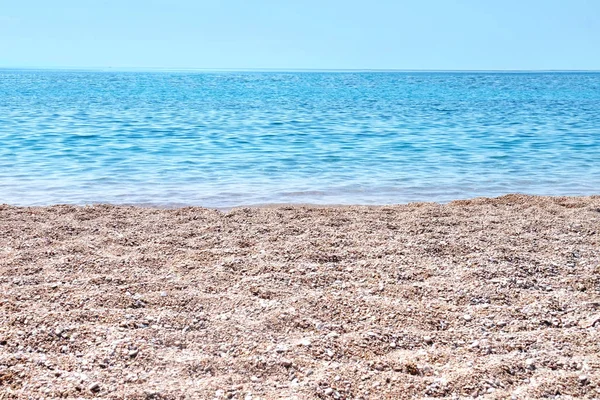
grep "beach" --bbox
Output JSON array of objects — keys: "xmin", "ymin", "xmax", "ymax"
[{"xmin": 1, "ymin": 194, "xmax": 599, "ymax": 399}]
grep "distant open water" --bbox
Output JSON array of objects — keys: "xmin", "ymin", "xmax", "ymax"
[{"xmin": 1, "ymin": 69, "xmax": 599, "ymax": 207}]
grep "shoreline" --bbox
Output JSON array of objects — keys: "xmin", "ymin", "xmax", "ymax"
[
  {"xmin": 2, "ymin": 193, "xmax": 599, "ymax": 212},
  {"xmin": 1, "ymin": 194, "xmax": 599, "ymax": 398}
]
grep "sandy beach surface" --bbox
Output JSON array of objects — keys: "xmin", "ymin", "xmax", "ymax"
[{"xmin": 1, "ymin": 194, "xmax": 599, "ymax": 399}]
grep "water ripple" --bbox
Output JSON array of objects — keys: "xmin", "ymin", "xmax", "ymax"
[{"xmin": 1, "ymin": 70, "xmax": 599, "ymax": 207}]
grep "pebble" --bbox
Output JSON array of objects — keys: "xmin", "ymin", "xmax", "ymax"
[
  {"xmin": 298, "ymin": 338, "xmax": 311, "ymax": 347},
  {"xmin": 423, "ymin": 336, "xmax": 433, "ymax": 344},
  {"xmin": 525, "ymin": 358, "xmax": 535, "ymax": 370},
  {"xmin": 463, "ymin": 314, "xmax": 472, "ymax": 321},
  {"xmin": 89, "ymin": 382, "xmax": 100, "ymax": 393},
  {"xmin": 275, "ymin": 344, "xmax": 288, "ymax": 353},
  {"xmin": 128, "ymin": 349, "xmax": 139, "ymax": 357},
  {"xmin": 324, "ymin": 388, "xmax": 334, "ymax": 395},
  {"xmin": 579, "ymin": 314, "xmax": 600, "ymax": 328},
  {"xmin": 579, "ymin": 375, "xmax": 589, "ymax": 383},
  {"xmin": 280, "ymin": 359, "xmax": 293, "ymax": 367}
]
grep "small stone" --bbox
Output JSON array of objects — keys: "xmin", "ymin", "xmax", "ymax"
[
  {"xmin": 525, "ymin": 358, "xmax": 535, "ymax": 370},
  {"xmin": 128, "ymin": 349, "xmax": 139, "ymax": 357},
  {"xmin": 89, "ymin": 382, "xmax": 100, "ymax": 393},
  {"xmin": 389, "ymin": 342, "xmax": 396, "ymax": 348},
  {"xmin": 160, "ymin": 291, "xmax": 168, "ymax": 297},
  {"xmin": 579, "ymin": 314, "xmax": 600, "ymax": 328},
  {"xmin": 280, "ymin": 359, "xmax": 292, "ymax": 368},
  {"xmin": 215, "ymin": 389, "xmax": 225, "ymax": 397},
  {"xmin": 579, "ymin": 375, "xmax": 589, "ymax": 383},
  {"xmin": 275, "ymin": 344, "xmax": 288, "ymax": 353},
  {"xmin": 487, "ymin": 387, "xmax": 495, "ymax": 393},
  {"xmin": 324, "ymin": 388, "xmax": 334, "ymax": 395},
  {"xmin": 250, "ymin": 376, "xmax": 260, "ymax": 382},
  {"xmin": 298, "ymin": 338, "xmax": 311, "ymax": 347},
  {"xmin": 423, "ymin": 336, "xmax": 433, "ymax": 344},
  {"xmin": 463, "ymin": 314, "xmax": 472, "ymax": 321}
]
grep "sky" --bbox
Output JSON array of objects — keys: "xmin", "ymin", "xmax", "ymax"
[{"xmin": 0, "ymin": 0, "xmax": 598, "ymax": 70}]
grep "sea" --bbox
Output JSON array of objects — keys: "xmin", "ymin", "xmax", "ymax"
[{"xmin": 1, "ymin": 69, "xmax": 599, "ymax": 207}]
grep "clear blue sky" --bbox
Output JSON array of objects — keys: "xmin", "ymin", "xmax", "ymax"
[{"xmin": 1, "ymin": 0, "xmax": 598, "ymax": 70}]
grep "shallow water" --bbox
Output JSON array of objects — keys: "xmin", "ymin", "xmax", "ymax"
[{"xmin": 1, "ymin": 69, "xmax": 599, "ymax": 207}]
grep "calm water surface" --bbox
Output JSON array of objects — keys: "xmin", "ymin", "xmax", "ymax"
[{"xmin": 1, "ymin": 70, "xmax": 599, "ymax": 207}]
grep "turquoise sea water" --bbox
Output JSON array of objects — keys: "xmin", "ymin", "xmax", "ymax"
[{"xmin": 1, "ymin": 70, "xmax": 599, "ymax": 207}]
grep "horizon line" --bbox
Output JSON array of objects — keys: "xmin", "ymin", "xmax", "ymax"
[{"xmin": 2, "ymin": 66, "xmax": 600, "ymax": 73}]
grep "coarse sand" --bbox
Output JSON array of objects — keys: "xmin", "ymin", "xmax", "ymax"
[{"xmin": 1, "ymin": 194, "xmax": 600, "ymax": 399}]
